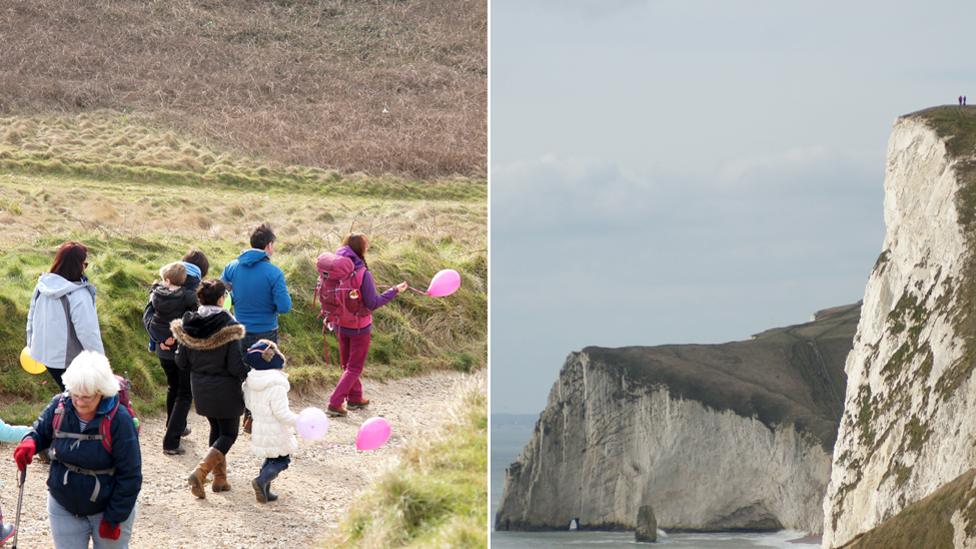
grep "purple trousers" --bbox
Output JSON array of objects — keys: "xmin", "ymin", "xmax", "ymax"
[{"xmin": 329, "ymin": 331, "xmax": 371, "ymax": 407}]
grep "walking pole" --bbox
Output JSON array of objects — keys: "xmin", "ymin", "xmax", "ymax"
[{"xmin": 12, "ymin": 468, "xmax": 25, "ymax": 549}]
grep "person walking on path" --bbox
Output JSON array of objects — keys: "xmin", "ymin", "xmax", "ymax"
[
  {"xmin": 171, "ymin": 280, "xmax": 248, "ymax": 499},
  {"xmin": 144, "ymin": 249, "xmax": 209, "ymax": 353},
  {"xmin": 242, "ymin": 340, "xmax": 297, "ymax": 503},
  {"xmin": 13, "ymin": 351, "xmax": 142, "ymax": 548},
  {"xmin": 146, "ymin": 262, "xmax": 198, "ymax": 455},
  {"xmin": 326, "ymin": 234, "xmax": 407, "ymax": 417},
  {"xmin": 26, "ymin": 241, "xmax": 104, "ymax": 392},
  {"xmin": 221, "ymin": 224, "xmax": 292, "ymax": 431}
]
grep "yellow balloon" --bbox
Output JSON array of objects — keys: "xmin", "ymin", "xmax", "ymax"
[{"xmin": 20, "ymin": 346, "xmax": 47, "ymax": 375}]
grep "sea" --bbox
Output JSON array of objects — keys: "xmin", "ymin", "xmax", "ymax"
[{"xmin": 490, "ymin": 414, "xmax": 821, "ymax": 549}]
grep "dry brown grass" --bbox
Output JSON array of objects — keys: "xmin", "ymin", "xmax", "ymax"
[
  {"xmin": 0, "ymin": 173, "xmax": 486, "ymax": 255},
  {"xmin": 0, "ymin": 0, "xmax": 486, "ymax": 179}
]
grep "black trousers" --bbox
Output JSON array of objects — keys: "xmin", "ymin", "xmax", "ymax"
[
  {"xmin": 46, "ymin": 367, "xmax": 66, "ymax": 393},
  {"xmin": 207, "ymin": 417, "xmax": 240, "ymax": 455},
  {"xmin": 160, "ymin": 357, "xmax": 192, "ymax": 450}
]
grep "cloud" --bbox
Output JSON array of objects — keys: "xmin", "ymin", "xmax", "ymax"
[{"xmin": 492, "ymin": 152, "xmax": 884, "ymax": 412}]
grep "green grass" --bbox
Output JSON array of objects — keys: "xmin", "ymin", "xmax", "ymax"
[
  {"xmin": 838, "ymin": 469, "xmax": 976, "ymax": 549},
  {"xmin": 0, "ymin": 230, "xmax": 485, "ymax": 425},
  {"xmin": 0, "ymin": 117, "xmax": 485, "ymax": 426},
  {"xmin": 330, "ymin": 378, "xmax": 487, "ymax": 548}
]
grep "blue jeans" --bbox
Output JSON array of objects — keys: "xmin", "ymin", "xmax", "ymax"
[
  {"xmin": 257, "ymin": 455, "xmax": 291, "ymax": 483},
  {"xmin": 48, "ymin": 494, "xmax": 136, "ymax": 549}
]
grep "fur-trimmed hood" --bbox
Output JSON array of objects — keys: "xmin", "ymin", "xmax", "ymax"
[{"xmin": 171, "ymin": 311, "xmax": 245, "ymax": 351}]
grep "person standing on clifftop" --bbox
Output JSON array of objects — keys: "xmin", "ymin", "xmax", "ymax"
[
  {"xmin": 221, "ymin": 223, "xmax": 292, "ymax": 433},
  {"xmin": 960, "ymin": 96, "xmax": 963, "ymax": 106}
]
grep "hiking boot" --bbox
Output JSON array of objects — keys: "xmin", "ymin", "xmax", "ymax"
[
  {"xmin": 187, "ymin": 447, "xmax": 222, "ymax": 499},
  {"xmin": 0, "ymin": 523, "xmax": 15, "ymax": 544},
  {"xmin": 212, "ymin": 451, "xmax": 231, "ymax": 493},
  {"xmin": 252, "ymin": 478, "xmax": 279, "ymax": 503},
  {"xmin": 243, "ymin": 415, "xmax": 253, "ymax": 434},
  {"xmin": 347, "ymin": 398, "xmax": 370, "ymax": 410},
  {"xmin": 327, "ymin": 404, "xmax": 348, "ymax": 417},
  {"xmin": 163, "ymin": 447, "xmax": 186, "ymax": 456},
  {"xmin": 181, "ymin": 427, "xmax": 192, "ymax": 437}
]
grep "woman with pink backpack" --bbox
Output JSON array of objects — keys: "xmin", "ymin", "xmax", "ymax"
[{"xmin": 317, "ymin": 234, "xmax": 407, "ymax": 417}]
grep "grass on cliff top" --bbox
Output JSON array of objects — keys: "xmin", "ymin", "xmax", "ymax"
[
  {"xmin": 837, "ymin": 468, "xmax": 976, "ymax": 549},
  {"xmin": 328, "ymin": 376, "xmax": 487, "ymax": 548},
  {"xmin": 0, "ymin": 169, "xmax": 485, "ymax": 426},
  {"xmin": 0, "ymin": 113, "xmax": 486, "ymax": 202}
]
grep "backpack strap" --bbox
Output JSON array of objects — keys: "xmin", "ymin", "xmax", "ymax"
[
  {"xmin": 51, "ymin": 393, "xmax": 67, "ymax": 433},
  {"xmin": 50, "ymin": 395, "xmax": 117, "ymax": 502},
  {"xmin": 98, "ymin": 401, "xmax": 121, "ymax": 454},
  {"xmin": 59, "ymin": 295, "xmax": 84, "ymax": 370},
  {"xmin": 52, "ymin": 396, "xmax": 119, "ymax": 453},
  {"xmin": 321, "ymin": 318, "xmax": 333, "ymax": 366},
  {"xmin": 55, "ymin": 460, "xmax": 116, "ymax": 502}
]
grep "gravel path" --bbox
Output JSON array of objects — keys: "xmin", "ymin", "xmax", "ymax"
[{"xmin": 0, "ymin": 369, "xmax": 477, "ymax": 548}]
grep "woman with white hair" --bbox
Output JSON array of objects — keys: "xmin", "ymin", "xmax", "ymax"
[{"xmin": 13, "ymin": 351, "xmax": 142, "ymax": 548}]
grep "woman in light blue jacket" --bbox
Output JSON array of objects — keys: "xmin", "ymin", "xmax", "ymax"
[{"xmin": 26, "ymin": 241, "xmax": 104, "ymax": 392}]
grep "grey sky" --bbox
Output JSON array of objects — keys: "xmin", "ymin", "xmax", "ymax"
[{"xmin": 491, "ymin": 0, "xmax": 976, "ymax": 414}]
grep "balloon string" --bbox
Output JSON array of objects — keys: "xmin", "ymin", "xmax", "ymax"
[{"xmin": 377, "ymin": 285, "xmax": 427, "ymax": 295}]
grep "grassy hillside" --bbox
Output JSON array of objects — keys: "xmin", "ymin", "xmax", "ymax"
[
  {"xmin": 330, "ymin": 376, "xmax": 487, "ymax": 548},
  {"xmin": 836, "ymin": 468, "xmax": 976, "ymax": 549},
  {"xmin": 0, "ymin": 119, "xmax": 485, "ymax": 425},
  {"xmin": 0, "ymin": 0, "xmax": 486, "ymax": 179}
]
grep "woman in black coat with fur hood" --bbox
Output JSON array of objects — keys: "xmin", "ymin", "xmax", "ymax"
[{"xmin": 171, "ymin": 279, "xmax": 248, "ymax": 499}]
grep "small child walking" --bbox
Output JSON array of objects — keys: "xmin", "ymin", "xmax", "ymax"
[{"xmin": 242, "ymin": 340, "xmax": 298, "ymax": 503}]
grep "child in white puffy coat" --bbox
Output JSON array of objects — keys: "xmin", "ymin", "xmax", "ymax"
[{"xmin": 242, "ymin": 339, "xmax": 298, "ymax": 503}]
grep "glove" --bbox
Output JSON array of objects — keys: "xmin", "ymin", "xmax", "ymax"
[
  {"xmin": 13, "ymin": 438, "xmax": 36, "ymax": 471},
  {"xmin": 99, "ymin": 518, "xmax": 121, "ymax": 541}
]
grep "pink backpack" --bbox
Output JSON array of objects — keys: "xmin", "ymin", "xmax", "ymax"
[{"xmin": 313, "ymin": 252, "xmax": 371, "ymax": 363}]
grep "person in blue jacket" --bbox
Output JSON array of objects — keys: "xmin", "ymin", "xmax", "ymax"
[
  {"xmin": 13, "ymin": 351, "xmax": 141, "ymax": 548},
  {"xmin": 221, "ymin": 224, "xmax": 292, "ymax": 431}
]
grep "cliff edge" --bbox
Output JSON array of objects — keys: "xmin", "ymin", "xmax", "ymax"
[
  {"xmin": 495, "ymin": 303, "xmax": 858, "ymax": 533},
  {"xmin": 823, "ymin": 106, "xmax": 976, "ymax": 548}
]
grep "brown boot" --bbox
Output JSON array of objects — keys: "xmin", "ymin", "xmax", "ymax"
[
  {"xmin": 187, "ymin": 448, "xmax": 222, "ymax": 499},
  {"xmin": 212, "ymin": 451, "xmax": 231, "ymax": 493}
]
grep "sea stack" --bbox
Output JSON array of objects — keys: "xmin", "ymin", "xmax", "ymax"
[{"xmin": 635, "ymin": 505, "xmax": 657, "ymax": 543}]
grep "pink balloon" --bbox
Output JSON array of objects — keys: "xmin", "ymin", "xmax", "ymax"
[
  {"xmin": 296, "ymin": 407, "xmax": 329, "ymax": 441},
  {"xmin": 355, "ymin": 417, "xmax": 392, "ymax": 451},
  {"xmin": 426, "ymin": 269, "xmax": 461, "ymax": 297}
]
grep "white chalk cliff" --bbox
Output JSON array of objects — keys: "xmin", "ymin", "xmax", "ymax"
[
  {"xmin": 823, "ymin": 108, "xmax": 976, "ymax": 548},
  {"xmin": 495, "ymin": 304, "xmax": 858, "ymax": 533}
]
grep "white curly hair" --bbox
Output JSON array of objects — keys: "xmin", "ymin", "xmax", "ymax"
[{"xmin": 62, "ymin": 351, "xmax": 120, "ymax": 398}]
